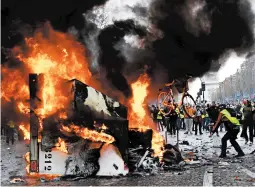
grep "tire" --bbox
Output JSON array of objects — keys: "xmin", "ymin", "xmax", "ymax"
[
  {"xmin": 182, "ymin": 93, "xmax": 196, "ymax": 118},
  {"xmin": 157, "ymin": 92, "xmax": 174, "ymax": 116}
]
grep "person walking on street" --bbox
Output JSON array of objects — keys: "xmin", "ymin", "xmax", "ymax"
[
  {"xmin": 211, "ymin": 104, "xmax": 245, "ymax": 158},
  {"xmin": 6, "ymin": 120, "xmax": 15, "ymax": 145},
  {"xmin": 241, "ymin": 100, "xmax": 253, "ymax": 145},
  {"xmin": 194, "ymin": 105, "xmax": 203, "ymax": 135},
  {"xmin": 184, "ymin": 104, "xmax": 195, "ymax": 135}
]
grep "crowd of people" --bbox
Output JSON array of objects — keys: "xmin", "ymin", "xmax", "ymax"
[{"xmin": 150, "ymin": 99, "xmax": 255, "ymax": 157}]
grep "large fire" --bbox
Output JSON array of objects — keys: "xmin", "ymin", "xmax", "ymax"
[
  {"xmin": 1, "ymin": 23, "xmax": 92, "ymax": 120},
  {"xmin": 1, "ymin": 23, "xmax": 165, "ymax": 175},
  {"xmin": 128, "ymin": 74, "xmax": 164, "ymax": 157}
]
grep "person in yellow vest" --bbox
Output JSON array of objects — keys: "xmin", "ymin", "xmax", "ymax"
[
  {"xmin": 175, "ymin": 105, "xmax": 181, "ymax": 130},
  {"xmin": 211, "ymin": 104, "xmax": 245, "ymax": 158},
  {"xmin": 157, "ymin": 109, "xmax": 164, "ymax": 131},
  {"xmin": 179, "ymin": 107, "xmax": 185, "ymax": 129},
  {"xmin": 6, "ymin": 120, "xmax": 15, "ymax": 145}
]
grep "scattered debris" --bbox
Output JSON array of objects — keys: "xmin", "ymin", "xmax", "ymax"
[
  {"xmin": 235, "ymin": 176, "xmax": 241, "ymax": 181},
  {"xmin": 247, "ymin": 178, "xmax": 255, "ymax": 182},
  {"xmin": 163, "ymin": 144, "xmax": 183, "ymax": 165},
  {"xmin": 184, "ymin": 160, "xmax": 200, "ymax": 165},
  {"xmin": 10, "ymin": 178, "xmax": 25, "ymax": 184},
  {"xmin": 180, "ymin": 141, "xmax": 189, "ymax": 145},
  {"xmin": 218, "ymin": 162, "xmax": 230, "ymax": 166},
  {"xmin": 40, "ymin": 177, "xmax": 47, "ymax": 183},
  {"xmin": 230, "ymin": 159, "xmax": 243, "ymax": 163}
]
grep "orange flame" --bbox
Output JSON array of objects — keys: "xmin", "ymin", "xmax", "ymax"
[
  {"xmin": 60, "ymin": 124, "xmax": 115, "ymax": 143},
  {"xmin": 128, "ymin": 73, "xmax": 164, "ymax": 157},
  {"xmin": 19, "ymin": 123, "xmax": 30, "ymax": 140},
  {"xmin": 55, "ymin": 137, "xmax": 68, "ymax": 153},
  {"xmin": 1, "ymin": 23, "xmax": 94, "ymax": 148},
  {"xmin": 2, "ymin": 23, "xmax": 93, "ymax": 127},
  {"xmin": 17, "ymin": 102, "xmax": 30, "ymax": 115},
  {"xmin": 14, "ymin": 23, "xmax": 92, "ymax": 118}
]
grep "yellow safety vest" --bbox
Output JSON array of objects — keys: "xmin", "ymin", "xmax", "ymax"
[
  {"xmin": 157, "ymin": 112, "xmax": 162, "ymax": 120},
  {"xmin": 205, "ymin": 113, "xmax": 209, "ymax": 118},
  {"xmin": 220, "ymin": 109, "xmax": 240, "ymax": 126},
  {"xmin": 8, "ymin": 121, "xmax": 15, "ymax": 128},
  {"xmin": 202, "ymin": 114, "xmax": 205, "ymax": 119}
]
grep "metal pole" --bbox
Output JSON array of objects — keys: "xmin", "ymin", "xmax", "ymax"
[
  {"xmin": 29, "ymin": 74, "xmax": 43, "ymax": 173},
  {"xmin": 176, "ymin": 128, "xmax": 179, "ymax": 149},
  {"xmin": 203, "ymin": 91, "xmax": 205, "ymax": 103}
]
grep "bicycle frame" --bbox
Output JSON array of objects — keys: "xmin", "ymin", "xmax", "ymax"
[{"xmin": 161, "ymin": 87, "xmax": 174, "ymax": 108}]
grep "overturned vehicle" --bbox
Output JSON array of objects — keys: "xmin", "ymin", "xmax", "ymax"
[{"xmin": 28, "ymin": 74, "xmax": 183, "ymax": 179}]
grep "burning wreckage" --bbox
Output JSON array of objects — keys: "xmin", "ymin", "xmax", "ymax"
[{"xmin": 26, "ymin": 74, "xmax": 183, "ymax": 180}]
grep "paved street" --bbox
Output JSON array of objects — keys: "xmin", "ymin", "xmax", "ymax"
[{"xmin": 1, "ymin": 129, "xmax": 255, "ymax": 186}]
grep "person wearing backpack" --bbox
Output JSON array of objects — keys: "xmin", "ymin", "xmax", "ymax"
[
  {"xmin": 241, "ymin": 100, "xmax": 253, "ymax": 145},
  {"xmin": 210, "ymin": 104, "xmax": 245, "ymax": 158}
]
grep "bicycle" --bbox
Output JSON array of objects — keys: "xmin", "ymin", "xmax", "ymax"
[{"xmin": 157, "ymin": 75, "xmax": 196, "ymax": 117}]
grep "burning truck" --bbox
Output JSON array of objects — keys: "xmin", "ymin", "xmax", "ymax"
[
  {"xmin": 26, "ymin": 75, "xmax": 182, "ymax": 179},
  {"xmin": 28, "ymin": 74, "xmax": 129, "ymax": 177},
  {"xmin": 1, "ymin": 24, "xmax": 181, "ymax": 180}
]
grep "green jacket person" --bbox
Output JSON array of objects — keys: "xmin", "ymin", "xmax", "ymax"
[{"xmin": 211, "ymin": 104, "xmax": 245, "ymax": 158}]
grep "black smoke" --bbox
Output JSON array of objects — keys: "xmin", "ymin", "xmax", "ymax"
[
  {"xmin": 1, "ymin": 0, "xmax": 109, "ymax": 61},
  {"xmin": 148, "ymin": 0, "xmax": 254, "ymax": 81},
  {"xmin": 97, "ymin": 20, "xmax": 146, "ymax": 97},
  {"xmin": 96, "ymin": 0, "xmax": 254, "ymax": 97}
]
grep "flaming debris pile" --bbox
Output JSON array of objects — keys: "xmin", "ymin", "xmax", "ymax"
[{"xmin": 129, "ymin": 74, "xmax": 165, "ymax": 158}]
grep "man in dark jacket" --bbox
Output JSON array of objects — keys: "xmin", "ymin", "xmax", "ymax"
[
  {"xmin": 165, "ymin": 106, "xmax": 178, "ymax": 135},
  {"xmin": 241, "ymin": 100, "xmax": 253, "ymax": 145},
  {"xmin": 207, "ymin": 101, "xmax": 219, "ymax": 136}
]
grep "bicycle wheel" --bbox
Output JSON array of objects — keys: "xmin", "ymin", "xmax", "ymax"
[
  {"xmin": 182, "ymin": 93, "xmax": 196, "ymax": 118},
  {"xmin": 157, "ymin": 92, "xmax": 173, "ymax": 116}
]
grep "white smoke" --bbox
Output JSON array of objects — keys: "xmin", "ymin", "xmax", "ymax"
[{"xmin": 86, "ymin": 0, "xmax": 152, "ymax": 29}]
